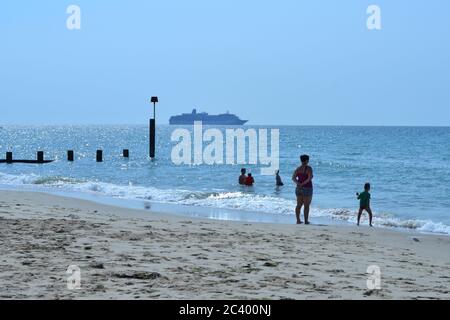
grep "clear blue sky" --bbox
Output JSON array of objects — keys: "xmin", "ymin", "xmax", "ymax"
[{"xmin": 1, "ymin": 1, "xmax": 449, "ymax": 125}]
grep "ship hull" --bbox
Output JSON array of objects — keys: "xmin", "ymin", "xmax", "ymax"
[
  {"xmin": 169, "ymin": 109, "xmax": 248, "ymax": 125},
  {"xmin": 169, "ymin": 119, "xmax": 248, "ymax": 125}
]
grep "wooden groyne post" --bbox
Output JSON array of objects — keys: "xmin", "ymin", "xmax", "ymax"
[
  {"xmin": 2, "ymin": 150, "xmax": 134, "ymax": 163},
  {"xmin": 96, "ymin": 150, "xmax": 103, "ymax": 162},
  {"xmin": 37, "ymin": 151, "xmax": 44, "ymax": 163},
  {"xmin": 1, "ymin": 151, "xmax": 53, "ymax": 164},
  {"xmin": 6, "ymin": 152, "xmax": 12, "ymax": 164},
  {"xmin": 67, "ymin": 150, "xmax": 74, "ymax": 161}
]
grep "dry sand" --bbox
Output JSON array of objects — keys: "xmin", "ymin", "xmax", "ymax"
[{"xmin": 0, "ymin": 190, "xmax": 449, "ymax": 299}]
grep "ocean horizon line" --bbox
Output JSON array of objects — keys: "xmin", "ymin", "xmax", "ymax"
[{"xmin": 1, "ymin": 123, "xmax": 450, "ymax": 128}]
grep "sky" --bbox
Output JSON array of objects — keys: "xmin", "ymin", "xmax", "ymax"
[{"xmin": 1, "ymin": 0, "xmax": 449, "ymax": 126}]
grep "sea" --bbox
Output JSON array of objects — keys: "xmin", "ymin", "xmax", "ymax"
[{"xmin": 1, "ymin": 125, "xmax": 449, "ymax": 235}]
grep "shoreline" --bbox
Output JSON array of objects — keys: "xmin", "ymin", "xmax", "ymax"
[
  {"xmin": 1, "ymin": 183, "xmax": 448, "ymax": 238},
  {"xmin": 1, "ymin": 189, "xmax": 449, "ymax": 299}
]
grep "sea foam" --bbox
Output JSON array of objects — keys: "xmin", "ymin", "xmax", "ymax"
[{"xmin": 0, "ymin": 171, "xmax": 449, "ymax": 235}]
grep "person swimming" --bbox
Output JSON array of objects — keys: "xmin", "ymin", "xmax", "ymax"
[
  {"xmin": 275, "ymin": 170, "xmax": 284, "ymax": 186},
  {"xmin": 245, "ymin": 173, "xmax": 254, "ymax": 186},
  {"xmin": 239, "ymin": 168, "xmax": 247, "ymax": 185}
]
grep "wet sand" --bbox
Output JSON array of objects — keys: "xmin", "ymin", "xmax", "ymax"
[{"xmin": 0, "ymin": 190, "xmax": 449, "ymax": 299}]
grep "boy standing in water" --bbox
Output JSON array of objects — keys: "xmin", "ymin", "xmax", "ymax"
[
  {"xmin": 357, "ymin": 183, "xmax": 373, "ymax": 227},
  {"xmin": 239, "ymin": 168, "xmax": 247, "ymax": 185}
]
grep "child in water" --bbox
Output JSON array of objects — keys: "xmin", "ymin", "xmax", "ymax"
[
  {"xmin": 275, "ymin": 170, "xmax": 284, "ymax": 186},
  {"xmin": 357, "ymin": 183, "xmax": 373, "ymax": 227},
  {"xmin": 245, "ymin": 173, "xmax": 254, "ymax": 186},
  {"xmin": 239, "ymin": 168, "xmax": 247, "ymax": 185}
]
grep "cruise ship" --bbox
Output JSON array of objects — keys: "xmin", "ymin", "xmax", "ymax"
[{"xmin": 169, "ymin": 109, "xmax": 248, "ymax": 125}]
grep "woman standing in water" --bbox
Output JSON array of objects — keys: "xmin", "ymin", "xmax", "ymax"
[{"xmin": 292, "ymin": 154, "xmax": 314, "ymax": 224}]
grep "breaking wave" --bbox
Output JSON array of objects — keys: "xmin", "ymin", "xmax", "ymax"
[{"xmin": 0, "ymin": 171, "xmax": 449, "ymax": 235}]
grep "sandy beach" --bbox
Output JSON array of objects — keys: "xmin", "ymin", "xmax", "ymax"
[{"xmin": 0, "ymin": 190, "xmax": 449, "ymax": 300}]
